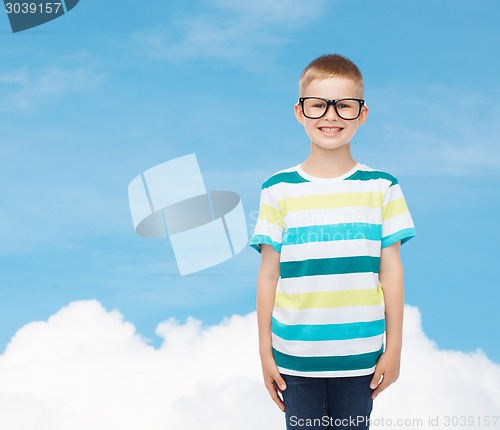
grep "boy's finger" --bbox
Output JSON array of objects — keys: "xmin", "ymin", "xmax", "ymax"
[
  {"xmin": 371, "ymin": 378, "xmax": 390, "ymax": 399},
  {"xmin": 274, "ymin": 374, "xmax": 287, "ymax": 391},
  {"xmin": 370, "ymin": 372, "xmax": 382, "ymax": 389},
  {"xmin": 265, "ymin": 382, "xmax": 285, "ymax": 412}
]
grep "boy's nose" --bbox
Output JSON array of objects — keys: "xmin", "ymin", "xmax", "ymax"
[{"xmin": 324, "ymin": 104, "xmax": 339, "ymax": 120}]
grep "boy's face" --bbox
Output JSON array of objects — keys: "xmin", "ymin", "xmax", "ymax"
[{"xmin": 294, "ymin": 76, "xmax": 368, "ymax": 152}]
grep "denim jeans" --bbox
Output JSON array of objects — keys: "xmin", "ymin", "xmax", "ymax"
[{"xmin": 281, "ymin": 373, "xmax": 374, "ymax": 430}]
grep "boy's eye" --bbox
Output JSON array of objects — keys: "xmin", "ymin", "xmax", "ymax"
[
  {"xmin": 307, "ymin": 100, "xmax": 327, "ymax": 109},
  {"xmin": 337, "ymin": 102, "xmax": 353, "ymax": 110}
]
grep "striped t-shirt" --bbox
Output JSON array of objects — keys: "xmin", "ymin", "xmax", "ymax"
[{"xmin": 249, "ymin": 161, "xmax": 416, "ymax": 378}]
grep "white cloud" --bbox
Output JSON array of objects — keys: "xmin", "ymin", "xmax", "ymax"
[
  {"xmin": 132, "ymin": 0, "xmax": 327, "ymax": 70},
  {"xmin": 371, "ymin": 306, "xmax": 500, "ymax": 427},
  {"xmin": 211, "ymin": 0, "xmax": 322, "ymax": 23},
  {"xmin": 363, "ymin": 84, "xmax": 500, "ymax": 177},
  {"xmin": 0, "ymin": 300, "xmax": 498, "ymax": 430},
  {"xmin": 0, "ymin": 62, "xmax": 103, "ymax": 112}
]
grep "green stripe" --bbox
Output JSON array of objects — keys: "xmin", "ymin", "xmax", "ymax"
[
  {"xmin": 272, "ymin": 317, "xmax": 385, "ymax": 341},
  {"xmin": 280, "ymin": 256, "xmax": 380, "ymax": 278},
  {"xmin": 272, "ymin": 345, "xmax": 384, "ymax": 372},
  {"xmin": 282, "ymin": 223, "xmax": 382, "ymax": 245},
  {"xmin": 263, "ymin": 169, "xmax": 398, "ymax": 189},
  {"xmin": 345, "ymin": 170, "xmax": 398, "ymax": 186},
  {"xmin": 262, "ymin": 171, "xmax": 309, "ymax": 189}
]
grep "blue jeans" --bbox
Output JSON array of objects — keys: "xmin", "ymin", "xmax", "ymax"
[{"xmin": 281, "ymin": 373, "xmax": 374, "ymax": 430}]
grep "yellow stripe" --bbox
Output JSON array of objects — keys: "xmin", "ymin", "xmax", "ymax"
[
  {"xmin": 275, "ymin": 285, "xmax": 384, "ymax": 309},
  {"xmin": 280, "ymin": 192, "xmax": 384, "ymax": 212},
  {"xmin": 258, "ymin": 203, "xmax": 284, "ymax": 228},
  {"xmin": 382, "ymin": 198, "xmax": 409, "ymax": 220}
]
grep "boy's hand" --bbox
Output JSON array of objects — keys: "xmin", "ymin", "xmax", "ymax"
[
  {"xmin": 370, "ymin": 349, "xmax": 401, "ymax": 399},
  {"xmin": 261, "ymin": 353, "xmax": 287, "ymax": 412}
]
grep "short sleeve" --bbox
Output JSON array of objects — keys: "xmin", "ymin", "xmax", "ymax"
[
  {"xmin": 249, "ymin": 184, "xmax": 284, "ymax": 254},
  {"xmin": 381, "ymin": 179, "xmax": 416, "ymax": 248}
]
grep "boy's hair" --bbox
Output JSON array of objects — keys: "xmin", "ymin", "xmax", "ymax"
[{"xmin": 299, "ymin": 54, "xmax": 364, "ymax": 97}]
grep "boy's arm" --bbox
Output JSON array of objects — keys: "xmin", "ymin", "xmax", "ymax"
[
  {"xmin": 257, "ymin": 244, "xmax": 287, "ymax": 412},
  {"xmin": 370, "ymin": 240, "xmax": 404, "ymax": 399}
]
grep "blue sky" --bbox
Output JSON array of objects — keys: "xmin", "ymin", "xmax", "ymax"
[{"xmin": 0, "ymin": 0, "xmax": 499, "ymax": 366}]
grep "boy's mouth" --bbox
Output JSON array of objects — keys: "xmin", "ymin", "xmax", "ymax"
[{"xmin": 318, "ymin": 127, "xmax": 343, "ymax": 135}]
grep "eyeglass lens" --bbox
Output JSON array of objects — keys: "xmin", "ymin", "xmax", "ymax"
[{"xmin": 302, "ymin": 98, "xmax": 362, "ymax": 120}]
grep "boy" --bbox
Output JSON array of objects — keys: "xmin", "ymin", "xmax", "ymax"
[{"xmin": 249, "ymin": 54, "xmax": 416, "ymax": 430}]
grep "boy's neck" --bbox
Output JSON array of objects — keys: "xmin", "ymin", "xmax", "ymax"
[{"xmin": 300, "ymin": 143, "xmax": 357, "ymax": 178}]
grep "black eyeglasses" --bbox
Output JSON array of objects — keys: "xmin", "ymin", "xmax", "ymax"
[{"xmin": 299, "ymin": 97, "xmax": 365, "ymax": 120}]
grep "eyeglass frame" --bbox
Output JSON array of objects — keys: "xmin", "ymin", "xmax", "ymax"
[{"xmin": 298, "ymin": 97, "xmax": 366, "ymax": 120}]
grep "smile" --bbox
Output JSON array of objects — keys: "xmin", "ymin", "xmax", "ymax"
[
  {"xmin": 318, "ymin": 127, "xmax": 343, "ymax": 135},
  {"xmin": 320, "ymin": 127, "xmax": 342, "ymax": 132}
]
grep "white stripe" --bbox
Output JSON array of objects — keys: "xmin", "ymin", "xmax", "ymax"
[
  {"xmin": 280, "ymin": 239, "xmax": 381, "ymax": 262},
  {"xmin": 275, "ymin": 176, "xmax": 392, "ymax": 198},
  {"xmin": 273, "ymin": 303, "xmax": 385, "ymax": 325},
  {"xmin": 277, "ymin": 272, "xmax": 380, "ymax": 294},
  {"xmin": 273, "ymin": 334, "xmax": 383, "ymax": 357},
  {"xmin": 278, "ymin": 366, "xmax": 376, "ymax": 378},
  {"xmin": 382, "ymin": 212, "xmax": 415, "ymax": 237},
  {"xmin": 286, "ymin": 207, "xmax": 382, "ymax": 229}
]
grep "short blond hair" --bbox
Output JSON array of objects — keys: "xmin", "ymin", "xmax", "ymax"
[{"xmin": 299, "ymin": 54, "xmax": 364, "ymax": 97}]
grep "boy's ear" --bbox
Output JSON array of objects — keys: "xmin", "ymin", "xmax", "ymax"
[
  {"xmin": 294, "ymin": 102, "xmax": 305, "ymax": 125},
  {"xmin": 357, "ymin": 104, "xmax": 369, "ymax": 126}
]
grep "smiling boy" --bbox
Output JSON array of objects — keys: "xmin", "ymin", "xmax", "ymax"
[{"xmin": 250, "ymin": 54, "xmax": 416, "ymax": 429}]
